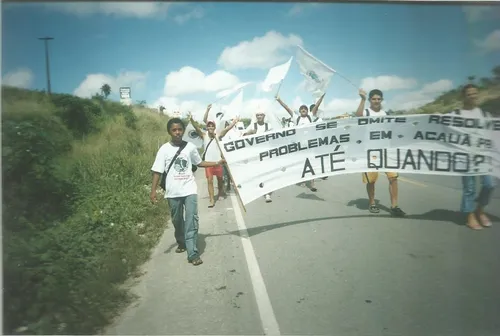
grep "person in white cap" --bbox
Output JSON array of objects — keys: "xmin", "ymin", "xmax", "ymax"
[{"xmin": 243, "ymin": 108, "xmax": 274, "ymax": 203}]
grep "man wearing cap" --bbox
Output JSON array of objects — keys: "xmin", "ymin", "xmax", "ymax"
[
  {"xmin": 355, "ymin": 88, "xmax": 406, "ymax": 217},
  {"xmin": 189, "ymin": 108, "xmax": 238, "ymax": 208},
  {"xmin": 243, "ymin": 108, "xmax": 275, "ymax": 203}
]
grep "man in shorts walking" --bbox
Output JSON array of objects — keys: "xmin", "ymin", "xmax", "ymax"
[{"xmin": 356, "ymin": 88, "xmax": 406, "ymax": 217}]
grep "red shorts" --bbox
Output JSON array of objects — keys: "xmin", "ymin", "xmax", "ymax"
[{"xmin": 205, "ymin": 165, "xmax": 223, "ymax": 178}]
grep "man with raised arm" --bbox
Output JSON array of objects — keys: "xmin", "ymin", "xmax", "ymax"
[
  {"xmin": 275, "ymin": 93, "xmax": 327, "ymax": 190},
  {"xmin": 355, "ymin": 88, "xmax": 406, "ymax": 217},
  {"xmin": 150, "ymin": 118, "xmax": 225, "ymax": 266},
  {"xmin": 189, "ymin": 108, "xmax": 239, "ymax": 208}
]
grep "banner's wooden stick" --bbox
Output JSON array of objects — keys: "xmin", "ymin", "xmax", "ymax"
[{"xmin": 214, "ymin": 136, "xmax": 247, "ymax": 213}]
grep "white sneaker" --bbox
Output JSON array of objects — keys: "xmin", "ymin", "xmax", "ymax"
[{"xmin": 265, "ymin": 194, "xmax": 272, "ymax": 203}]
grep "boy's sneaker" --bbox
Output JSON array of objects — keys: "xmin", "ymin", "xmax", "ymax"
[
  {"xmin": 265, "ymin": 194, "xmax": 272, "ymax": 203},
  {"xmin": 390, "ymin": 206, "xmax": 406, "ymax": 217}
]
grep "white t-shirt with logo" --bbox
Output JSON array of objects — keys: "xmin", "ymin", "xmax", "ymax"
[
  {"xmin": 245, "ymin": 122, "xmax": 274, "ymax": 135},
  {"xmin": 151, "ymin": 142, "xmax": 202, "ymax": 198},
  {"xmin": 362, "ymin": 108, "xmax": 387, "ymax": 117},
  {"xmin": 202, "ymin": 134, "xmax": 222, "ymax": 161}
]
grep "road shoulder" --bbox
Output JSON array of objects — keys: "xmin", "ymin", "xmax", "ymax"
[{"xmin": 105, "ymin": 171, "xmax": 262, "ymax": 335}]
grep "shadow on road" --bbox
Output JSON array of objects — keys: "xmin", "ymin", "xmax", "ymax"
[
  {"xmin": 224, "ymin": 201, "xmax": 500, "ymax": 238},
  {"xmin": 163, "ymin": 233, "xmax": 213, "ymax": 257},
  {"xmin": 296, "ymin": 192, "xmax": 326, "ymax": 201}
]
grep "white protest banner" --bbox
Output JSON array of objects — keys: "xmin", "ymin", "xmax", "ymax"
[
  {"xmin": 296, "ymin": 45, "xmax": 336, "ymax": 98},
  {"xmin": 261, "ymin": 57, "xmax": 293, "ymax": 93},
  {"xmin": 220, "ymin": 114, "xmax": 500, "ymax": 205},
  {"xmin": 183, "ymin": 123, "xmax": 204, "ymax": 149}
]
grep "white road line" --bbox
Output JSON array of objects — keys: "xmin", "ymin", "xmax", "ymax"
[{"xmin": 229, "ymin": 194, "xmax": 281, "ymax": 336}]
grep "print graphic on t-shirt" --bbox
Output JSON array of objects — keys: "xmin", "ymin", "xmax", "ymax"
[{"xmin": 173, "ymin": 156, "xmax": 189, "ymax": 173}]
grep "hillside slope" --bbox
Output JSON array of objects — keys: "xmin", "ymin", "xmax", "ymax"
[
  {"xmin": 413, "ymin": 65, "xmax": 500, "ymax": 115},
  {"xmin": 2, "ymin": 86, "xmax": 171, "ymax": 335}
]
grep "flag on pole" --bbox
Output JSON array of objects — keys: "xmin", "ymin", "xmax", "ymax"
[
  {"xmin": 216, "ymin": 82, "xmax": 252, "ymax": 99},
  {"xmin": 261, "ymin": 57, "xmax": 293, "ymax": 92},
  {"xmin": 296, "ymin": 45, "xmax": 336, "ymax": 98}
]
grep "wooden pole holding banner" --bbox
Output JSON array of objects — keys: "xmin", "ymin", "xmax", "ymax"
[{"xmin": 214, "ymin": 136, "xmax": 247, "ymax": 213}]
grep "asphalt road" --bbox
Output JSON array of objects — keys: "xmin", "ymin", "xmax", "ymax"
[{"xmin": 105, "ymin": 172, "xmax": 500, "ymax": 336}]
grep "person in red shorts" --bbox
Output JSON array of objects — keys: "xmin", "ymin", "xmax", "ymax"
[{"xmin": 188, "ymin": 111, "xmax": 238, "ymax": 207}]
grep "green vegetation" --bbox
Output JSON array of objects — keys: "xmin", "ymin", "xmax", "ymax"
[
  {"xmin": 2, "ymin": 86, "xmax": 171, "ymax": 335},
  {"xmin": 413, "ymin": 65, "xmax": 500, "ymax": 115}
]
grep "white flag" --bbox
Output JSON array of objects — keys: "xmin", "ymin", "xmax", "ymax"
[
  {"xmin": 183, "ymin": 123, "xmax": 204, "ymax": 149},
  {"xmin": 296, "ymin": 45, "xmax": 336, "ymax": 98},
  {"xmin": 216, "ymin": 82, "xmax": 252, "ymax": 99},
  {"xmin": 222, "ymin": 89, "xmax": 244, "ymax": 120},
  {"xmin": 261, "ymin": 57, "xmax": 293, "ymax": 92}
]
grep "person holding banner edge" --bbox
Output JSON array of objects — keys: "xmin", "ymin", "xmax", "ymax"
[
  {"xmin": 189, "ymin": 108, "xmax": 239, "ymax": 208},
  {"xmin": 150, "ymin": 118, "xmax": 226, "ymax": 266},
  {"xmin": 451, "ymin": 83, "xmax": 495, "ymax": 230},
  {"xmin": 356, "ymin": 88, "xmax": 406, "ymax": 217}
]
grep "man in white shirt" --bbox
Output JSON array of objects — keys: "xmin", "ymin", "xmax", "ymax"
[
  {"xmin": 450, "ymin": 83, "xmax": 495, "ymax": 230},
  {"xmin": 243, "ymin": 109, "xmax": 275, "ymax": 203},
  {"xmin": 189, "ymin": 112, "xmax": 238, "ymax": 208},
  {"xmin": 275, "ymin": 93, "xmax": 326, "ymax": 127},
  {"xmin": 275, "ymin": 94, "xmax": 327, "ymax": 190},
  {"xmin": 150, "ymin": 118, "xmax": 225, "ymax": 266},
  {"xmin": 356, "ymin": 88, "xmax": 406, "ymax": 217}
]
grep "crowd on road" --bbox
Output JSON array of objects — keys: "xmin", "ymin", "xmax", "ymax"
[{"xmin": 149, "ymin": 83, "xmax": 495, "ymax": 266}]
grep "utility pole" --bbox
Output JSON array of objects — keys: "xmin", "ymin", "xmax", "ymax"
[{"xmin": 38, "ymin": 37, "xmax": 54, "ymax": 95}]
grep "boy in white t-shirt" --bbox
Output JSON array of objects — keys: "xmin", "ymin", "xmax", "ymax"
[
  {"xmin": 150, "ymin": 118, "xmax": 225, "ymax": 266},
  {"xmin": 450, "ymin": 84, "xmax": 495, "ymax": 230},
  {"xmin": 355, "ymin": 88, "xmax": 406, "ymax": 217},
  {"xmin": 275, "ymin": 93, "xmax": 327, "ymax": 191}
]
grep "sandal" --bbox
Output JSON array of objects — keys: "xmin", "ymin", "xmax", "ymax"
[
  {"xmin": 189, "ymin": 258, "xmax": 203, "ymax": 266},
  {"xmin": 310, "ymin": 187, "xmax": 317, "ymax": 192},
  {"xmin": 175, "ymin": 246, "xmax": 186, "ymax": 253},
  {"xmin": 369, "ymin": 204, "xmax": 380, "ymax": 213}
]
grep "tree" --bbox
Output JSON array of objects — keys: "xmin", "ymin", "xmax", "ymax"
[
  {"xmin": 492, "ymin": 65, "xmax": 500, "ymax": 83},
  {"xmin": 159, "ymin": 106, "xmax": 166, "ymax": 115},
  {"xmin": 467, "ymin": 76, "xmax": 476, "ymax": 83},
  {"xmin": 136, "ymin": 100, "xmax": 146, "ymax": 107},
  {"xmin": 100, "ymin": 84, "xmax": 111, "ymax": 98}
]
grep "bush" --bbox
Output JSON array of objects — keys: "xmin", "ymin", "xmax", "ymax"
[{"xmin": 2, "ymin": 88, "xmax": 170, "ymax": 335}]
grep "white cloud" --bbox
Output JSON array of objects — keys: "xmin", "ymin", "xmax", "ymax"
[
  {"xmin": 73, "ymin": 70, "xmax": 148, "ymax": 98},
  {"xmin": 475, "ymin": 30, "xmax": 500, "ymax": 53},
  {"xmin": 164, "ymin": 66, "xmax": 240, "ymax": 97},
  {"xmin": 150, "ymin": 96, "xmax": 207, "ymax": 120},
  {"xmin": 323, "ymin": 98, "xmax": 360, "ymax": 117},
  {"xmin": 174, "ymin": 7, "xmax": 204, "ymax": 24},
  {"xmin": 2, "ymin": 68, "xmax": 34, "ymax": 89},
  {"xmin": 42, "ymin": 2, "xmax": 172, "ymax": 19},
  {"xmin": 217, "ymin": 31, "xmax": 303, "ymax": 70},
  {"xmin": 360, "ymin": 75, "xmax": 418, "ymax": 92},
  {"xmin": 463, "ymin": 6, "xmax": 500, "ymax": 23},
  {"xmin": 389, "ymin": 79, "xmax": 453, "ymax": 111},
  {"xmin": 286, "ymin": 3, "xmax": 321, "ymax": 16}
]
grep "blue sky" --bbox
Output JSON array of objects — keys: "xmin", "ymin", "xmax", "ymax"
[{"xmin": 2, "ymin": 2, "xmax": 500, "ymax": 119}]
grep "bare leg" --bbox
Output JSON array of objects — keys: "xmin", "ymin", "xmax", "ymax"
[
  {"xmin": 207, "ymin": 176, "xmax": 215, "ymax": 207},
  {"xmin": 216, "ymin": 176, "xmax": 226, "ymax": 198},
  {"xmin": 366, "ymin": 182, "xmax": 375, "ymax": 205},
  {"xmin": 388, "ymin": 178, "xmax": 398, "ymax": 207}
]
